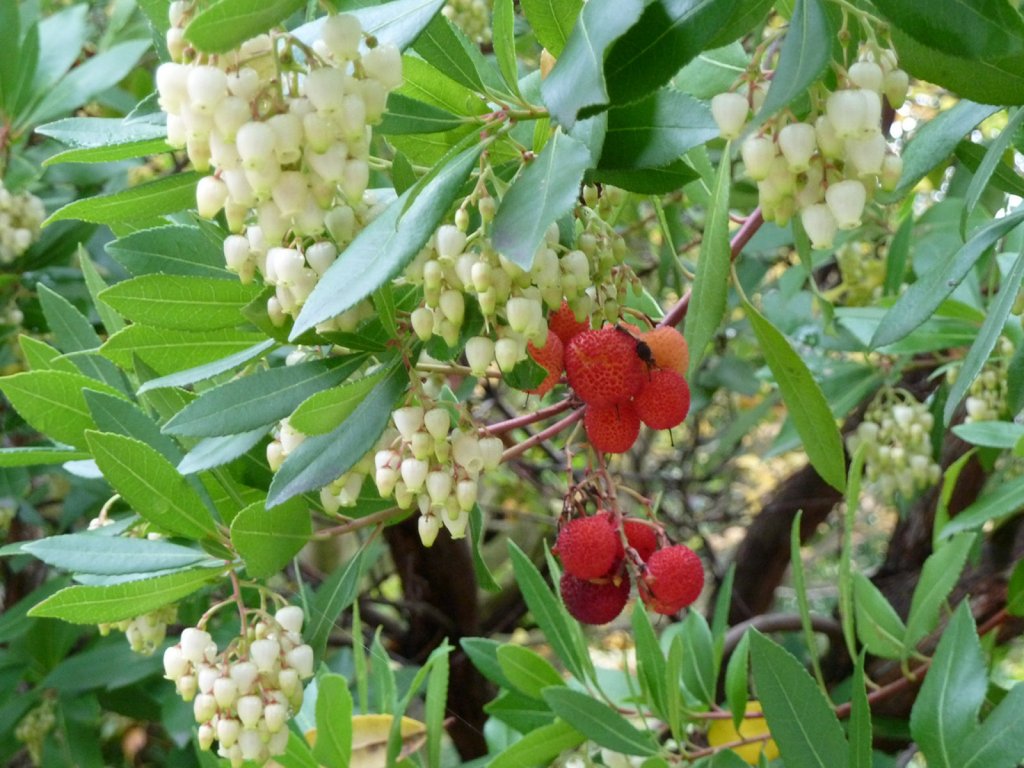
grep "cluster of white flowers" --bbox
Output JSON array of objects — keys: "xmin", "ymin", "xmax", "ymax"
[
  {"xmin": 712, "ymin": 45, "xmax": 909, "ymax": 248},
  {"xmin": 163, "ymin": 606, "xmax": 314, "ymax": 767},
  {"xmin": 157, "ymin": 2, "xmax": 402, "ymax": 325},
  {"xmin": 953, "ymin": 337, "xmax": 1014, "ymax": 423},
  {"xmin": 99, "ymin": 604, "xmax": 178, "ymax": 656},
  {"xmin": 374, "ymin": 404, "xmax": 504, "ymax": 545},
  {"xmin": 834, "ymin": 240, "xmax": 887, "ymax": 305},
  {"xmin": 0, "ymin": 183, "xmax": 45, "ymax": 264},
  {"xmin": 403, "ymin": 187, "xmax": 630, "ymax": 374},
  {"xmin": 442, "ymin": 0, "xmax": 492, "ymax": 44},
  {"xmin": 14, "ymin": 698, "xmax": 56, "ymax": 766},
  {"xmin": 848, "ymin": 390, "xmax": 940, "ymax": 500}
]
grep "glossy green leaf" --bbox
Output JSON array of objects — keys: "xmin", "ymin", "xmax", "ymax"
[
  {"xmin": 425, "ymin": 642, "xmax": 449, "ymax": 768},
  {"xmin": 750, "ymin": 631, "xmax": 849, "ymax": 768},
  {"xmin": 0, "ymin": 370, "xmax": 125, "ymax": 448},
  {"xmin": 33, "ymin": 4, "xmax": 87, "ymax": 92},
  {"xmin": 19, "ymin": 335, "xmax": 78, "ymax": 373},
  {"xmin": 496, "ymin": 645, "xmax": 565, "ymax": 700},
  {"xmin": 874, "ymin": 0, "xmax": 1024, "ymax": 60},
  {"xmin": 904, "ymin": 533, "xmax": 975, "ymax": 650},
  {"xmin": 487, "ymin": 719, "xmax": 585, "ymax": 768},
  {"xmin": 86, "ymin": 431, "xmax": 219, "ymax": 540},
  {"xmin": 268, "ymin": 366, "xmax": 406, "ymax": 506},
  {"xmin": 0, "ymin": 3, "xmax": 23, "ymax": 114},
  {"xmin": 939, "ymin": 474, "xmax": 1024, "ymax": 538},
  {"xmin": 756, "ymin": 0, "xmax": 831, "ymax": 121},
  {"xmin": 910, "ymin": 602, "xmax": 986, "ymax": 768},
  {"xmin": 106, "ymin": 224, "xmax": 230, "ymax": 279},
  {"xmin": 484, "ymin": 689, "xmax": 553, "ymax": 733},
  {"xmin": 101, "ymin": 324, "xmax": 269, "ymax": 376},
  {"xmin": 99, "ymin": 275, "xmax": 262, "ymax": 331},
  {"xmin": 79, "ymin": 250, "xmax": 125, "ymax": 335},
  {"xmin": 674, "ymin": 42, "xmax": 749, "ymax": 100},
  {"xmin": 599, "ymin": 88, "xmax": 717, "ymax": 169},
  {"xmin": 178, "ymin": 429, "xmax": 268, "ymax": 475},
  {"xmin": 491, "ymin": 130, "xmax": 591, "ymax": 270},
  {"xmin": 959, "ymin": 684, "xmax": 1024, "ymax": 768},
  {"xmin": 962, "ymin": 108, "xmax": 1024, "ymax": 236},
  {"xmin": 45, "ymin": 171, "xmax": 202, "ymax": 226},
  {"xmin": 840, "ymin": 445, "xmax": 865, "ymax": 660},
  {"xmin": 679, "ymin": 611, "xmax": 716, "ymax": 707},
  {"xmin": 22, "ymin": 534, "xmax": 210, "ymax": 576},
  {"xmin": 744, "ymin": 299, "xmax": 846, "ymax": 492},
  {"xmin": 521, "ymin": 0, "xmax": 582, "ymax": 56},
  {"xmin": 492, "ymin": 0, "xmax": 519, "ymax": 95},
  {"xmin": 542, "ymin": 688, "xmax": 658, "ymax": 756},
  {"xmin": 84, "ymin": 390, "xmax": 182, "ymax": 465},
  {"xmin": 185, "ymin": 0, "xmax": 303, "ymax": 53},
  {"xmin": 952, "ymin": 420, "xmax": 1024, "ymax": 449},
  {"xmin": 790, "ymin": 511, "xmax": 825, "ymax": 689},
  {"xmin": 37, "ymin": 283, "xmax": 126, "ymax": 389},
  {"xmin": 292, "ymin": 144, "xmax": 480, "ymax": 337},
  {"xmin": 539, "ymin": 0, "xmax": 645, "ymax": 129},
  {"xmin": 231, "ymin": 497, "xmax": 311, "ymax": 579},
  {"xmin": 28, "ymin": 567, "xmax": 223, "ymax": 624},
  {"xmin": 852, "ymin": 572, "xmax": 906, "ymax": 660},
  {"xmin": 586, "ymin": 159, "xmax": 699, "ymax": 194},
  {"xmin": 414, "ymin": 14, "xmax": 490, "ymax": 93},
  {"xmin": 461, "ymin": 637, "xmax": 515, "ymax": 690},
  {"xmin": 137, "ymin": 339, "xmax": 275, "ymax": 393},
  {"xmin": 848, "ymin": 653, "xmax": 871, "ymax": 768},
  {"xmin": 307, "ymin": 541, "xmax": 375, "ymax": 661},
  {"xmin": 379, "ymin": 93, "xmax": 464, "ymax": 135},
  {"xmin": 685, "ymin": 147, "xmax": 731, "ymax": 376},
  {"xmin": 724, "ymin": 631, "xmax": 750, "ymax": 730},
  {"xmin": 0, "ymin": 447, "xmax": 88, "ymax": 467},
  {"xmin": 294, "ymin": 0, "xmax": 446, "ymax": 52},
  {"xmin": 469, "ymin": 503, "xmax": 500, "ymax": 592},
  {"xmin": 312, "ymin": 673, "xmax": 353, "ymax": 768},
  {"xmin": 944, "ymin": 248, "xmax": 1024, "ymax": 424},
  {"xmin": 288, "ymin": 369, "xmax": 387, "ymax": 436},
  {"xmin": 38, "ymin": 117, "xmax": 170, "ymax": 165},
  {"xmin": 632, "ymin": 605, "xmax": 668, "ymax": 719}
]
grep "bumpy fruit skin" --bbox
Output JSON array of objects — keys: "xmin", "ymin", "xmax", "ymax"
[
  {"xmin": 554, "ymin": 515, "xmax": 621, "ymax": 580},
  {"xmin": 641, "ymin": 326, "xmax": 689, "ymax": 375},
  {"xmin": 559, "ymin": 572, "xmax": 630, "ymax": 625},
  {"xmin": 623, "ymin": 518, "xmax": 658, "ymax": 562},
  {"xmin": 641, "ymin": 544, "xmax": 703, "ymax": 612},
  {"xmin": 525, "ymin": 330, "xmax": 564, "ymax": 396},
  {"xmin": 565, "ymin": 327, "xmax": 646, "ymax": 407},
  {"xmin": 706, "ymin": 702, "xmax": 780, "ymax": 765},
  {"xmin": 585, "ymin": 402, "xmax": 641, "ymax": 454},
  {"xmin": 634, "ymin": 369, "xmax": 691, "ymax": 429},
  {"xmin": 548, "ymin": 300, "xmax": 589, "ymax": 346}
]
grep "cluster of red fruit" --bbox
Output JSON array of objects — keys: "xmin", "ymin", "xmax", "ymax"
[
  {"xmin": 523, "ymin": 302, "xmax": 692, "ymax": 453},
  {"xmin": 554, "ymin": 512, "xmax": 704, "ymax": 624}
]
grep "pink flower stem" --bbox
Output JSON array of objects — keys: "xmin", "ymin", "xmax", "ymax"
[
  {"xmin": 483, "ymin": 397, "xmax": 574, "ymax": 436},
  {"xmin": 502, "ymin": 407, "xmax": 584, "ymax": 462}
]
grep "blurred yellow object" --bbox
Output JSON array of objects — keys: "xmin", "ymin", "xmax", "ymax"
[
  {"xmin": 305, "ymin": 714, "xmax": 427, "ymax": 768},
  {"xmin": 707, "ymin": 701, "xmax": 780, "ymax": 765}
]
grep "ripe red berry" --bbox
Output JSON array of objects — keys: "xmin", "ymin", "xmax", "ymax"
[
  {"xmin": 548, "ymin": 301, "xmax": 589, "ymax": 346},
  {"xmin": 640, "ymin": 544, "xmax": 703, "ymax": 613},
  {"xmin": 623, "ymin": 518, "xmax": 659, "ymax": 562},
  {"xmin": 560, "ymin": 571, "xmax": 630, "ymax": 625},
  {"xmin": 524, "ymin": 330, "xmax": 564, "ymax": 396},
  {"xmin": 584, "ymin": 402, "xmax": 641, "ymax": 454},
  {"xmin": 554, "ymin": 515, "xmax": 621, "ymax": 580},
  {"xmin": 641, "ymin": 326, "xmax": 689, "ymax": 375},
  {"xmin": 565, "ymin": 327, "xmax": 646, "ymax": 407},
  {"xmin": 633, "ymin": 369, "xmax": 690, "ymax": 430}
]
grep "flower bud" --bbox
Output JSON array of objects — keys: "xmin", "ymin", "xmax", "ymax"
[
  {"xmin": 323, "ymin": 13, "xmax": 363, "ymax": 60},
  {"xmin": 285, "ymin": 644, "xmax": 314, "ymax": 678},
  {"xmin": 848, "ymin": 61, "xmax": 884, "ymax": 93},
  {"xmin": 363, "ymin": 44, "xmax": 403, "ymax": 89},
  {"xmin": 479, "ymin": 436, "xmax": 504, "ymax": 469},
  {"xmin": 250, "ymin": 638, "xmax": 280, "ymax": 672},
  {"xmin": 400, "ymin": 457, "xmax": 429, "ymax": 492},
  {"xmin": 411, "ymin": 306, "xmax": 434, "ymax": 341},
  {"xmin": 801, "ymin": 203, "xmax": 838, "ymax": 250},
  {"xmin": 778, "ymin": 123, "xmax": 816, "ymax": 173},
  {"xmin": 825, "ymin": 179, "xmax": 867, "ymax": 229},
  {"xmin": 710, "ymin": 92, "xmax": 749, "ymax": 139},
  {"xmin": 418, "ymin": 513, "xmax": 441, "ymax": 547},
  {"xmin": 741, "ymin": 135, "xmax": 776, "ymax": 181},
  {"xmin": 164, "ymin": 645, "xmax": 188, "ymax": 680},
  {"xmin": 193, "ymin": 693, "xmax": 217, "ymax": 723},
  {"xmin": 275, "ymin": 605, "xmax": 304, "ymax": 634},
  {"xmin": 181, "ymin": 628, "xmax": 213, "ymax": 664},
  {"xmin": 456, "ymin": 479, "xmax": 478, "ymax": 511},
  {"xmin": 439, "ymin": 289, "xmax": 465, "ymax": 326},
  {"xmin": 465, "ymin": 336, "xmax": 494, "ymax": 375},
  {"xmin": 884, "ymin": 68, "xmax": 910, "ymax": 108},
  {"xmin": 426, "ymin": 470, "xmax": 452, "ymax": 505},
  {"xmin": 436, "ymin": 225, "xmax": 467, "ymax": 260},
  {"xmin": 393, "ymin": 406, "xmax": 425, "ymax": 440},
  {"xmin": 494, "ymin": 337, "xmax": 522, "ymax": 371}
]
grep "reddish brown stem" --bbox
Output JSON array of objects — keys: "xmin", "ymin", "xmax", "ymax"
[
  {"xmin": 483, "ymin": 397, "xmax": 574, "ymax": 436},
  {"xmin": 502, "ymin": 407, "xmax": 584, "ymax": 462}
]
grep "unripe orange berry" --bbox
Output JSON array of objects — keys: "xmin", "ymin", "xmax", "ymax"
[{"xmin": 641, "ymin": 326, "xmax": 689, "ymax": 375}]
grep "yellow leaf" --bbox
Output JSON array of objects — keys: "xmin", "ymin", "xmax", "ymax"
[{"xmin": 305, "ymin": 714, "xmax": 427, "ymax": 768}]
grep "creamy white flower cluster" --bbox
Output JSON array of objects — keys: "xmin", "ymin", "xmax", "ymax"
[
  {"xmin": 712, "ymin": 46, "xmax": 910, "ymax": 249},
  {"xmin": 99, "ymin": 604, "xmax": 178, "ymax": 656},
  {"xmin": 156, "ymin": 2, "xmax": 402, "ymax": 325},
  {"xmin": 442, "ymin": 0, "xmax": 492, "ymax": 44},
  {"xmin": 953, "ymin": 337, "xmax": 1014, "ymax": 423},
  {"xmin": 0, "ymin": 184, "xmax": 45, "ymax": 265},
  {"xmin": 163, "ymin": 606, "xmax": 314, "ymax": 767}
]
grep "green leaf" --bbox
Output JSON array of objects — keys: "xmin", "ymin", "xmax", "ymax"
[
  {"xmin": 756, "ymin": 0, "xmax": 831, "ymax": 121},
  {"xmin": 852, "ymin": 572, "xmax": 906, "ymax": 660},
  {"xmin": 79, "ymin": 249, "xmax": 125, "ymax": 335},
  {"xmin": 37, "ymin": 117, "xmax": 170, "ymax": 165},
  {"xmin": 790, "ymin": 511, "xmax": 825, "ymax": 690},
  {"xmin": 0, "ymin": 447, "xmax": 89, "ymax": 467},
  {"xmin": 28, "ymin": 567, "xmax": 223, "ymax": 624},
  {"xmin": 492, "ymin": 0, "xmax": 520, "ymax": 96},
  {"xmin": 137, "ymin": 339, "xmax": 275, "ymax": 393},
  {"xmin": 521, "ymin": 0, "xmax": 583, "ymax": 56},
  {"xmin": 178, "ymin": 428, "xmax": 268, "ymax": 475},
  {"xmin": 952, "ymin": 420, "xmax": 1024, "ymax": 449},
  {"xmin": 185, "ymin": 0, "xmax": 303, "ymax": 53},
  {"xmin": 599, "ymin": 88, "xmax": 718, "ymax": 169},
  {"xmin": 19, "ymin": 335, "xmax": 78, "ymax": 373},
  {"xmin": 678, "ymin": 611, "xmax": 716, "ymax": 707},
  {"xmin": 539, "ymin": 0, "xmax": 646, "ymax": 129},
  {"xmin": 106, "ymin": 224, "xmax": 231, "ymax": 279},
  {"xmin": 962, "ymin": 108, "xmax": 1024, "ymax": 236},
  {"xmin": 294, "ymin": 0, "xmax": 446, "ymax": 52},
  {"xmin": 685, "ymin": 146, "xmax": 731, "ymax": 376},
  {"xmin": 492, "ymin": 131, "xmax": 592, "ymax": 270},
  {"xmin": 84, "ymin": 390, "xmax": 182, "ymax": 464},
  {"xmin": 586, "ymin": 160, "xmax": 699, "ymax": 194},
  {"xmin": 939, "ymin": 474, "xmax": 1024, "ymax": 538},
  {"xmin": 288, "ymin": 369, "xmax": 387, "ymax": 436},
  {"xmin": 880, "ymin": 100, "xmax": 1001, "ymax": 203},
  {"xmin": 840, "ymin": 445, "xmax": 865, "ymax": 660},
  {"xmin": 268, "ymin": 366, "xmax": 406, "ymax": 506},
  {"xmin": 484, "ymin": 689, "xmax": 554, "ymax": 733},
  {"xmin": 750, "ymin": 631, "xmax": 849, "ymax": 768},
  {"xmin": 99, "ymin": 275, "xmax": 262, "ymax": 331},
  {"xmin": 904, "ymin": 533, "xmax": 975, "ymax": 651},
  {"xmin": 379, "ymin": 93, "xmax": 464, "ymax": 135},
  {"xmin": 307, "ymin": 541, "xmax": 375, "ymax": 661},
  {"xmin": 542, "ymin": 687, "xmax": 658, "ymax": 756},
  {"xmin": 37, "ymin": 283, "xmax": 126, "ymax": 389},
  {"xmin": 291, "ymin": 144, "xmax": 481, "ymax": 337},
  {"xmin": 414, "ymin": 14, "xmax": 487, "ymax": 93},
  {"xmin": 101, "ymin": 325, "xmax": 270, "ymax": 376},
  {"xmin": 0, "ymin": 3, "xmax": 23, "ymax": 114},
  {"xmin": 313, "ymin": 674, "xmax": 353, "ymax": 768},
  {"xmin": 469, "ymin": 503, "xmax": 500, "ymax": 593},
  {"xmin": 231, "ymin": 497, "xmax": 311, "ymax": 579},
  {"xmin": 22, "ymin": 534, "xmax": 210, "ymax": 576},
  {"xmin": 86, "ymin": 431, "xmax": 220, "ymax": 540},
  {"xmin": 496, "ymin": 645, "xmax": 565, "ymax": 700},
  {"xmin": 44, "ymin": 171, "xmax": 203, "ymax": 227},
  {"xmin": 0, "ymin": 370, "xmax": 125, "ymax": 448},
  {"xmin": 944, "ymin": 248, "xmax": 1024, "ymax": 425},
  {"xmin": 910, "ymin": 602, "xmax": 986, "ymax": 768},
  {"xmin": 744, "ymin": 299, "xmax": 846, "ymax": 492},
  {"xmin": 898, "ymin": 30, "xmax": 1024, "ymax": 106},
  {"xmin": 725, "ymin": 632, "xmax": 751, "ymax": 730},
  {"xmin": 848, "ymin": 653, "xmax": 871, "ymax": 768},
  {"xmin": 425, "ymin": 641, "xmax": 449, "ymax": 768},
  {"xmin": 486, "ymin": 719, "xmax": 585, "ymax": 768},
  {"xmin": 874, "ymin": 0, "xmax": 1024, "ymax": 60},
  {"xmin": 959, "ymin": 684, "xmax": 1024, "ymax": 768},
  {"xmin": 632, "ymin": 605, "xmax": 668, "ymax": 720}
]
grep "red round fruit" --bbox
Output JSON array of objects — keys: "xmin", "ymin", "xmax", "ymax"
[
  {"xmin": 623, "ymin": 518, "xmax": 659, "ymax": 562},
  {"xmin": 524, "ymin": 330, "xmax": 564, "ymax": 396},
  {"xmin": 634, "ymin": 369, "xmax": 690, "ymax": 430},
  {"xmin": 565, "ymin": 327, "xmax": 646, "ymax": 407},
  {"xmin": 560, "ymin": 572, "xmax": 630, "ymax": 625},
  {"xmin": 554, "ymin": 515, "xmax": 621, "ymax": 580},
  {"xmin": 641, "ymin": 326, "xmax": 689, "ymax": 374},
  {"xmin": 642, "ymin": 544, "xmax": 704, "ymax": 610},
  {"xmin": 584, "ymin": 402, "xmax": 641, "ymax": 454},
  {"xmin": 548, "ymin": 301, "xmax": 589, "ymax": 346}
]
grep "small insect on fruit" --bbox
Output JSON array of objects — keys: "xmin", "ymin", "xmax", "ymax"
[{"xmin": 614, "ymin": 323, "xmax": 655, "ymax": 370}]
